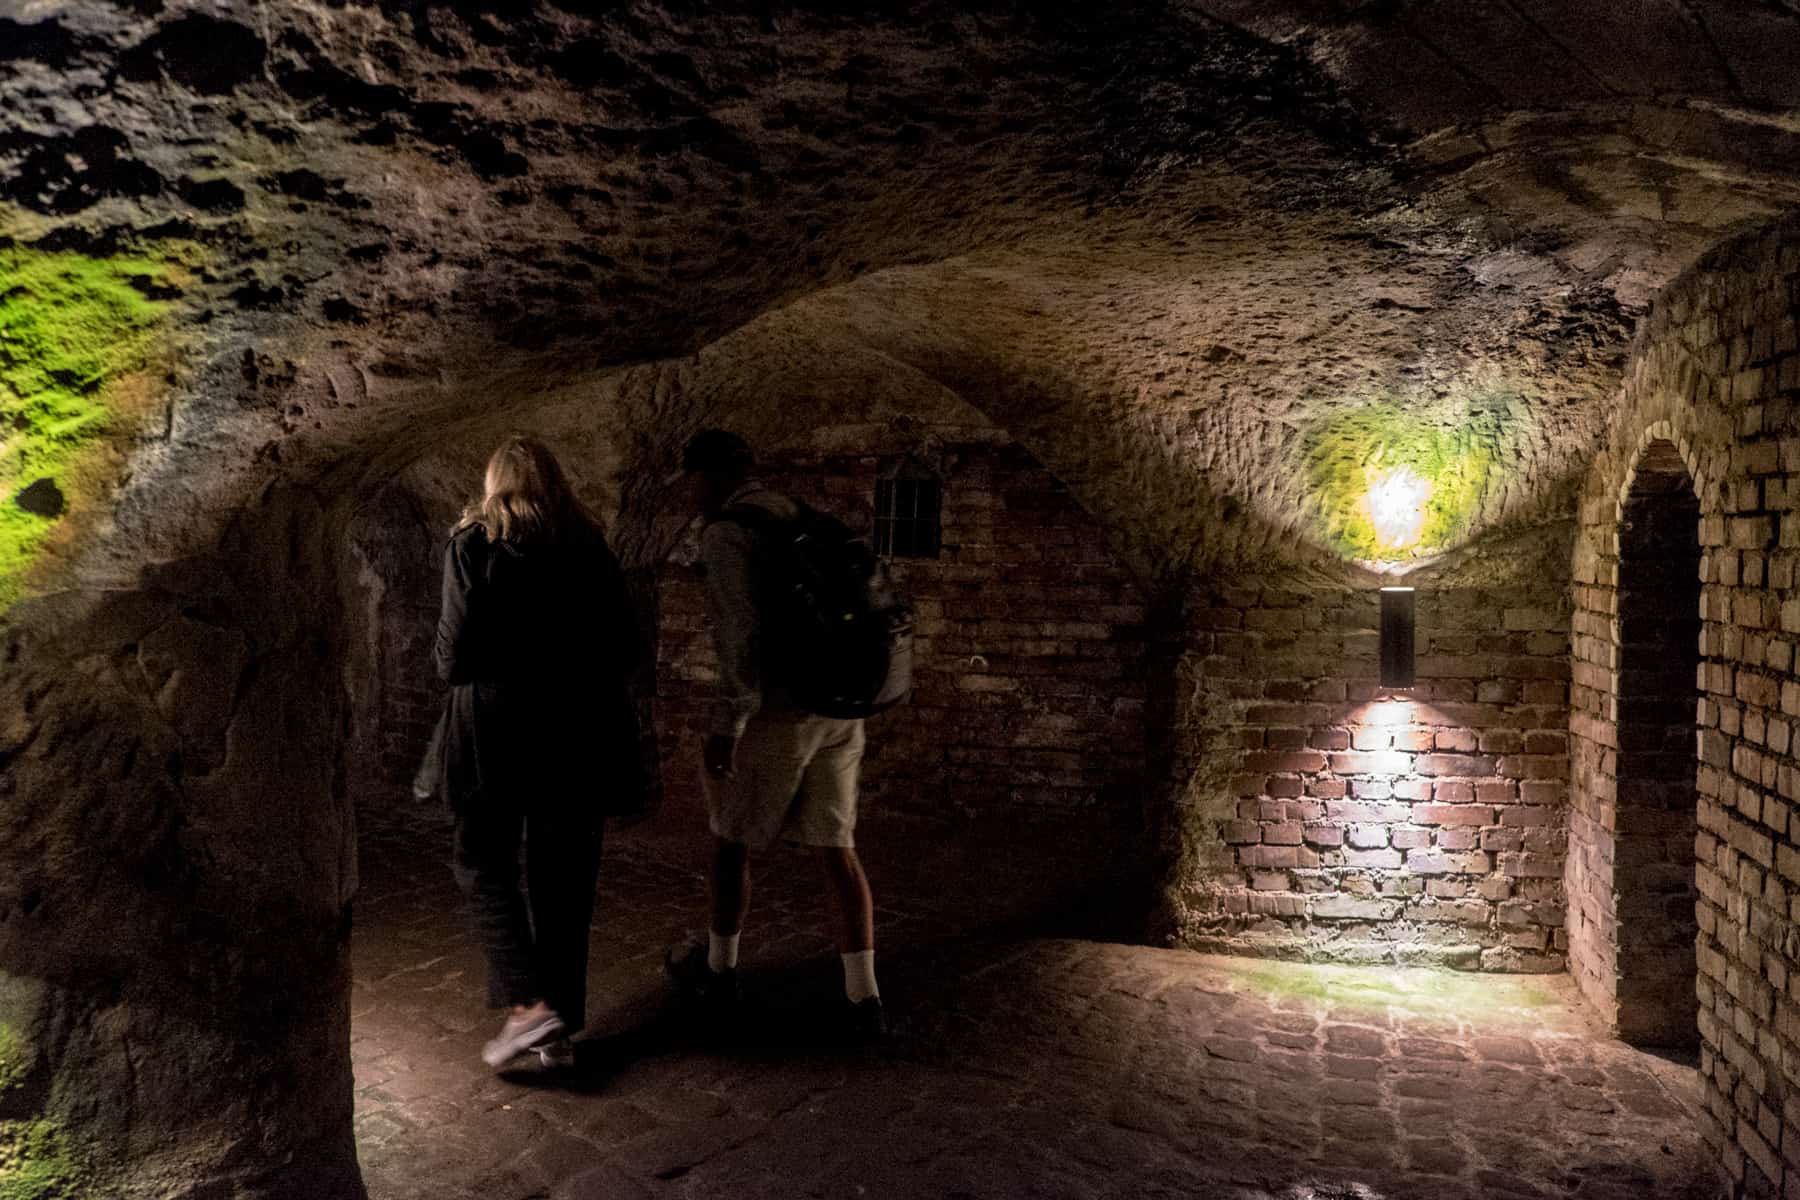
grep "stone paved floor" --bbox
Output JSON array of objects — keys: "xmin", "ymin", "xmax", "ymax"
[{"xmin": 352, "ymin": 799, "xmax": 1717, "ymax": 1199}]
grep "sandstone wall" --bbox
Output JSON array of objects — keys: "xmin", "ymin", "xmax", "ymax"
[
  {"xmin": 1568, "ymin": 213, "xmax": 1800, "ymax": 1197},
  {"xmin": 0, "ymin": 488, "xmax": 362, "ymax": 1198}
]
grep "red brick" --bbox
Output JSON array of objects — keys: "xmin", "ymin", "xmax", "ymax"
[
  {"xmin": 1524, "ymin": 731, "xmax": 1567, "ymax": 755},
  {"xmin": 1264, "ymin": 821, "xmax": 1304, "ymax": 846},
  {"xmin": 1267, "ymin": 723, "xmax": 1310, "ymax": 752},
  {"xmin": 1413, "ymin": 805, "xmax": 1494, "ymax": 827},
  {"xmin": 1405, "ymin": 849, "xmax": 1491, "ymax": 875},
  {"xmin": 1499, "ymin": 806, "xmax": 1554, "ymax": 827},
  {"xmin": 1223, "ymin": 820, "xmax": 1261, "ymax": 845},
  {"xmin": 1326, "ymin": 800, "xmax": 1409, "ymax": 822},
  {"xmin": 1479, "ymin": 730, "xmax": 1524, "ymax": 755},
  {"xmin": 1519, "ymin": 781, "xmax": 1565, "ymax": 805},
  {"xmin": 1495, "ymin": 755, "xmax": 1569, "ymax": 780},
  {"xmin": 1303, "ymin": 822, "xmax": 1345, "ymax": 847},
  {"xmin": 1480, "ymin": 828, "xmax": 1523, "ymax": 852},
  {"xmin": 1329, "ymin": 751, "xmax": 1413, "ymax": 775},
  {"xmin": 1391, "ymin": 827, "xmax": 1431, "ymax": 850},
  {"xmin": 1416, "ymin": 754, "xmax": 1497, "ymax": 777},
  {"xmin": 1245, "ymin": 750, "xmax": 1329, "ymax": 773}
]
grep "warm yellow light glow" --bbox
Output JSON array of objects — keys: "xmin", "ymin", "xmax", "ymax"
[
  {"xmin": 1363, "ymin": 701, "xmax": 1412, "ymax": 728},
  {"xmin": 1363, "ymin": 466, "xmax": 1432, "ymax": 550}
]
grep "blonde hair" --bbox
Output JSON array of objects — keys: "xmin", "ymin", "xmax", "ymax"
[{"xmin": 459, "ymin": 435, "xmax": 592, "ymax": 546}]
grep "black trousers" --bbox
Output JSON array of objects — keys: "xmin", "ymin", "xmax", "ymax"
[{"xmin": 452, "ymin": 792, "xmax": 603, "ymax": 1030}]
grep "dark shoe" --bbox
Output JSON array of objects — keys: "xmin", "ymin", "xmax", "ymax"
[
  {"xmin": 844, "ymin": 996, "xmax": 887, "ymax": 1043},
  {"xmin": 536, "ymin": 1036, "xmax": 576, "ymax": 1069},
  {"xmin": 665, "ymin": 941, "xmax": 741, "ymax": 1010}
]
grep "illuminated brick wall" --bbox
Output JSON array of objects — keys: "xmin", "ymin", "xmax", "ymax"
[{"xmin": 1157, "ymin": 571, "xmax": 1571, "ymax": 971}]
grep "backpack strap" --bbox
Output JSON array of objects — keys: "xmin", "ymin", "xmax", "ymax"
[
  {"xmin": 712, "ymin": 501, "xmax": 821, "ymax": 549},
  {"xmin": 712, "ymin": 504, "xmax": 784, "ymax": 533}
]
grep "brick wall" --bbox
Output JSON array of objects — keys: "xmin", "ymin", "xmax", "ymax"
[
  {"xmin": 1569, "ymin": 214, "xmax": 1800, "ymax": 1196},
  {"xmin": 656, "ymin": 438, "xmax": 1149, "ymax": 836},
  {"xmin": 1158, "ymin": 570, "xmax": 1572, "ymax": 970}
]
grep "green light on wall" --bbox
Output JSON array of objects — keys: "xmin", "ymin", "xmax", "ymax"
[
  {"xmin": 1301, "ymin": 394, "xmax": 1516, "ymax": 564},
  {"xmin": 0, "ymin": 242, "xmax": 184, "ymax": 612},
  {"xmin": 0, "ymin": 1117, "xmax": 91, "ymax": 1199}
]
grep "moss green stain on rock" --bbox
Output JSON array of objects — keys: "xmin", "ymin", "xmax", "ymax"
[
  {"xmin": 1301, "ymin": 392, "xmax": 1519, "ymax": 563},
  {"xmin": 0, "ymin": 1025, "xmax": 24, "ymax": 1095},
  {"xmin": 0, "ymin": 245, "xmax": 182, "ymax": 612},
  {"xmin": 0, "ymin": 1120, "xmax": 90, "ymax": 1200}
]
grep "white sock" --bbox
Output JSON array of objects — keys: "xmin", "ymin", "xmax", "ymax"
[
  {"xmin": 842, "ymin": 950, "xmax": 879, "ymax": 1003},
  {"xmin": 708, "ymin": 931, "xmax": 739, "ymax": 973}
]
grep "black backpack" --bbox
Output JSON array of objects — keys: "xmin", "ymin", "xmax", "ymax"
[{"xmin": 718, "ymin": 502, "xmax": 913, "ymax": 719}]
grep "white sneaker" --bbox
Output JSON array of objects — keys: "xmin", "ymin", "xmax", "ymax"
[
  {"xmin": 481, "ymin": 1010, "xmax": 565, "ymax": 1068},
  {"xmin": 537, "ymin": 1037, "xmax": 575, "ymax": 1069}
]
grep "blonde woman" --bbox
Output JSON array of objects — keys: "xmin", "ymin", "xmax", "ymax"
[{"xmin": 433, "ymin": 435, "xmax": 642, "ymax": 1069}]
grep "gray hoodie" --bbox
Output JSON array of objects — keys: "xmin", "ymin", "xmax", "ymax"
[{"xmin": 700, "ymin": 481, "xmax": 800, "ymax": 738}]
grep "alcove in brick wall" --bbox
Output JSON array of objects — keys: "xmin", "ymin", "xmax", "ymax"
[{"xmin": 1614, "ymin": 439, "xmax": 1701, "ymax": 1047}]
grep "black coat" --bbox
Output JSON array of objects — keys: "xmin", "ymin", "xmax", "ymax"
[{"xmin": 432, "ymin": 519, "xmax": 643, "ymax": 815}]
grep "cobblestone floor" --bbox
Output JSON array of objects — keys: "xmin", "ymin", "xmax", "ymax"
[{"xmin": 352, "ymin": 798, "xmax": 1717, "ymax": 1199}]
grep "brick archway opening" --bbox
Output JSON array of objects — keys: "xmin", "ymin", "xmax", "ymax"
[{"xmin": 1615, "ymin": 438, "xmax": 1702, "ymax": 1047}]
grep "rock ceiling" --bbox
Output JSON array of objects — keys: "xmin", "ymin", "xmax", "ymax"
[{"xmin": 3, "ymin": 0, "xmax": 1799, "ymax": 587}]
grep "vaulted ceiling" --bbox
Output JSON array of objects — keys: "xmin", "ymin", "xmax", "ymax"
[{"xmin": 3, "ymin": 0, "xmax": 1799, "ymax": 586}]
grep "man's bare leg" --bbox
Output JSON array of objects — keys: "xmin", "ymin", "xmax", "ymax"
[{"xmin": 815, "ymin": 846, "xmax": 874, "ymax": 953}]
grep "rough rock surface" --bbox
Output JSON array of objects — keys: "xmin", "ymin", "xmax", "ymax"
[
  {"xmin": 2, "ymin": 1, "xmax": 1797, "ymax": 578},
  {"xmin": 2, "ymin": 2, "xmax": 1800, "ymax": 1195}
]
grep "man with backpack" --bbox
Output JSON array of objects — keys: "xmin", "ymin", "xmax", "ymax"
[{"xmin": 666, "ymin": 430, "xmax": 910, "ymax": 1040}]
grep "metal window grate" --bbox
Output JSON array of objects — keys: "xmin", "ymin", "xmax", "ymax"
[{"xmin": 874, "ymin": 476, "xmax": 942, "ymax": 559}]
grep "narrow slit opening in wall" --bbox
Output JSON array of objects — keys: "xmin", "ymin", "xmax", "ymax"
[{"xmin": 1613, "ymin": 437, "xmax": 1700, "ymax": 1050}]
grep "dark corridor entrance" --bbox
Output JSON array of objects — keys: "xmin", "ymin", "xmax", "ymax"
[{"xmin": 1613, "ymin": 439, "xmax": 1702, "ymax": 1048}]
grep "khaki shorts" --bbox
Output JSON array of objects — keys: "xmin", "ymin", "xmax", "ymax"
[{"xmin": 705, "ymin": 711, "xmax": 865, "ymax": 849}]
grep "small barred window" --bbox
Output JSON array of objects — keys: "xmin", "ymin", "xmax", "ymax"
[{"xmin": 873, "ymin": 476, "xmax": 942, "ymax": 559}]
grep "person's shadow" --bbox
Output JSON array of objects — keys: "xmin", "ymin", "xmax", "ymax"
[{"xmin": 496, "ymin": 959, "xmax": 897, "ymax": 1093}]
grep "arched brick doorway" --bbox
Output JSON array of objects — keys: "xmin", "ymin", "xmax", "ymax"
[{"xmin": 1614, "ymin": 438, "xmax": 1701, "ymax": 1047}]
